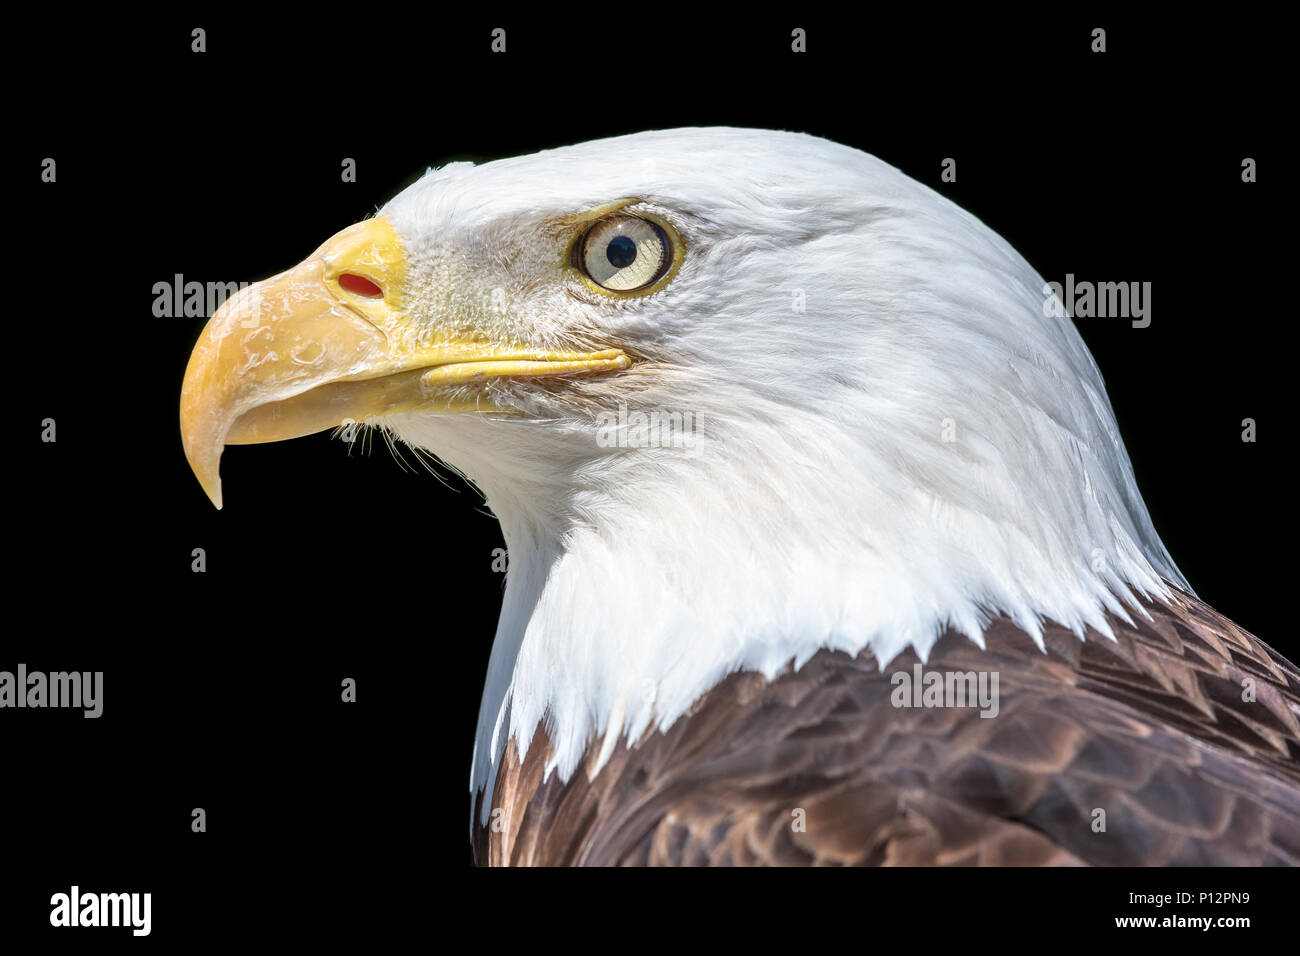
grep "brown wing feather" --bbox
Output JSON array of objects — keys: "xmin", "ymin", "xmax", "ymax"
[{"xmin": 474, "ymin": 587, "xmax": 1300, "ymax": 865}]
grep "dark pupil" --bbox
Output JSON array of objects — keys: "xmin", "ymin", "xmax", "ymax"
[{"xmin": 606, "ymin": 235, "xmax": 638, "ymax": 269}]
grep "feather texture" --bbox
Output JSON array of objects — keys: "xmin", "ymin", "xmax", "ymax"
[{"xmin": 475, "ymin": 587, "xmax": 1300, "ymax": 866}]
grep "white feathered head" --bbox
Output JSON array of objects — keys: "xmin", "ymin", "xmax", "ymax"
[{"xmin": 180, "ymin": 128, "xmax": 1184, "ymax": 796}]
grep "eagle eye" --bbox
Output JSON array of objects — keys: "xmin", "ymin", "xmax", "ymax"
[{"xmin": 578, "ymin": 215, "xmax": 672, "ymax": 292}]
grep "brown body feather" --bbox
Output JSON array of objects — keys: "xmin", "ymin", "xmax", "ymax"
[{"xmin": 474, "ymin": 587, "xmax": 1300, "ymax": 865}]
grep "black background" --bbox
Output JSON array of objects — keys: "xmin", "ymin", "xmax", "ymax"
[{"xmin": 5, "ymin": 9, "xmax": 1289, "ymax": 944}]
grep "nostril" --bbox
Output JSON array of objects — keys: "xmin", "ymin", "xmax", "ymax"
[{"xmin": 339, "ymin": 273, "xmax": 383, "ymax": 298}]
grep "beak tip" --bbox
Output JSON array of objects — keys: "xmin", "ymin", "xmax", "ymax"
[
  {"xmin": 196, "ymin": 471, "xmax": 223, "ymax": 510},
  {"xmin": 198, "ymin": 463, "xmax": 224, "ymax": 509},
  {"xmin": 182, "ymin": 436, "xmax": 225, "ymax": 510},
  {"xmin": 181, "ymin": 406, "xmax": 225, "ymax": 510}
]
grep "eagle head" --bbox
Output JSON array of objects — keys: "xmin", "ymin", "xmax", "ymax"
[{"xmin": 180, "ymin": 127, "xmax": 1184, "ymax": 794}]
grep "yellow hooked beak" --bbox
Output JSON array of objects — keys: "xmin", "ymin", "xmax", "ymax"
[{"xmin": 180, "ymin": 217, "xmax": 630, "ymax": 508}]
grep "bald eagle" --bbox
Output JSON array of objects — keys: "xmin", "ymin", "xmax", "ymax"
[{"xmin": 181, "ymin": 128, "xmax": 1300, "ymax": 866}]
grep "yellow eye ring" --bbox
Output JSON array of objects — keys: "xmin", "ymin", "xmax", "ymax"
[{"xmin": 567, "ymin": 204, "xmax": 684, "ymax": 298}]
